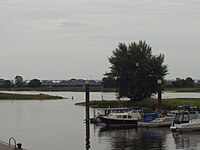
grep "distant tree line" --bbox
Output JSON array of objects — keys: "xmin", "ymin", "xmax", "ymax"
[
  {"xmin": 0, "ymin": 76, "xmax": 42, "ymax": 89},
  {"xmin": 102, "ymin": 76, "xmax": 198, "ymax": 89},
  {"xmin": 0, "ymin": 76, "xmax": 101, "ymax": 89},
  {"xmin": 165, "ymin": 77, "xmax": 195, "ymax": 88},
  {"xmin": 0, "ymin": 75, "xmax": 198, "ymax": 90}
]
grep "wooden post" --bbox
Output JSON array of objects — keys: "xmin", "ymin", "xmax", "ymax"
[
  {"xmin": 157, "ymin": 79, "xmax": 162, "ymax": 113},
  {"xmin": 85, "ymin": 80, "xmax": 90, "ymax": 150},
  {"xmin": 85, "ymin": 80, "xmax": 90, "ymax": 122},
  {"xmin": 85, "ymin": 119, "xmax": 90, "ymax": 150}
]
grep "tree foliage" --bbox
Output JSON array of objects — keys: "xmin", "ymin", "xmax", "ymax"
[
  {"xmin": 102, "ymin": 77, "xmax": 116, "ymax": 88},
  {"xmin": 28, "ymin": 79, "xmax": 41, "ymax": 88},
  {"xmin": 3, "ymin": 80, "xmax": 13, "ymax": 89},
  {"xmin": 15, "ymin": 75, "xmax": 23, "ymax": 87},
  {"xmin": 106, "ymin": 41, "xmax": 168, "ymax": 101},
  {"xmin": 172, "ymin": 77, "xmax": 195, "ymax": 88}
]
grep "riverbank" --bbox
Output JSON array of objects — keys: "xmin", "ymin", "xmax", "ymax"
[
  {"xmin": 1, "ymin": 87, "xmax": 200, "ymax": 92},
  {"xmin": 0, "ymin": 87, "xmax": 116, "ymax": 92},
  {"xmin": 0, "ymin": 92, "xmax": 64, "ymax": 100},
  {"xmin": 75, "ymin": 98, "xmax": 200, "ymax": 111},
  {"xmin": 165, "ymin": 87, "xmax": 200, "ymax": 92}
]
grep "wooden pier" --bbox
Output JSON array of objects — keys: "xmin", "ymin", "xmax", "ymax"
[{"xmin": 0, "ymin": 140, "xmax": 26, "ymax": 150}]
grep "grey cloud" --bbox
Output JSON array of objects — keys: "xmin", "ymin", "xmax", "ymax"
[{"xmin": 61, "ymin": 21, "xmax": 87, "ymax": 28}]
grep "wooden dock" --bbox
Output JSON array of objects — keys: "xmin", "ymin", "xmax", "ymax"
[{"xmin": 0, "ymin": 140, "xmax": 26, "ymax": 150}]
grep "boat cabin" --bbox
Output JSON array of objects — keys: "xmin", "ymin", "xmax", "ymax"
[
  {"xmin": 177, "ymin": 105, "xmax": 199, "ymax": 112},
  {"xmin": 108, "ymin": 113, "xmax": 134, "ymax": 119},
  {"xmin": 107, "ymin": 109, "xmax": 142, "ymax": 120},
  {"xmin": 174, "ymin": 112, "xmax": 190, "ymax": 124},
  {"xmin": 103, "ymin": 107, "xmax": 141, "ymax": 116}
]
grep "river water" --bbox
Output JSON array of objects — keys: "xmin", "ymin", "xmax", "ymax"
[{"xmin": 0, "ymin": 91, "xmax": 200, "ymax": 150}]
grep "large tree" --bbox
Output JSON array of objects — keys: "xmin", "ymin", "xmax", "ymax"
[
  {"xmin": 15, "ymin": 75, "xmax": 23, "ymax": 87},
  {"xmin": 106, "ymin": 41, "xmax": 168, "ymax": 101}
]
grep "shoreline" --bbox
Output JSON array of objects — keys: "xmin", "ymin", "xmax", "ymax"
[
  {"xmin": 0, "ymin": 92, "xmax": 64, "ymax": 100},
  {"xmin": 1, "ymin": 87, "xmax": 200, "ymax": 93},
  {"xmin": 75, "ymin": 98, "xmax": 200, "ymax": 111}
]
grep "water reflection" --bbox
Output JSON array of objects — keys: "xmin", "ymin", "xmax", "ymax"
[
  {"xmin": 98, "ymin": 127, "xmax": 170, "ymax": 150},
  {"xmin": 85, "ymin": 120, "xmax": 90, "ymax": 150},
  {"xmin": 172, "ymin": 132, "xmax": 200, "ymax": 149}
]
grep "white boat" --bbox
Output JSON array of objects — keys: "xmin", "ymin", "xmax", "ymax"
[
  {"xmin": 92, "ymin": 107, "xmax": 140, "ymax": 124},
  {"xmin": 170, "ymin": 111, "xmax": 200, "ymax": 132},
  {"xmin": 98, "ymin": 109, "xmax": 141, "ymax": 127},
  {"xmin": 167, "ymin": 105, "xmax": 199, "ymax": 117}
]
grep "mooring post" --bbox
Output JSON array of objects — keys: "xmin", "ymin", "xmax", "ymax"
[
  {"xmin": 157, "ymin": 79, "xmax": 162, "ymax": 113},
  {"xmin": 85, "ymin": 80, "xmax": 90, "ymax": 122},
  {"xmin": 85, "ymin": 80, "xmax": 90, "ymax": 150}
]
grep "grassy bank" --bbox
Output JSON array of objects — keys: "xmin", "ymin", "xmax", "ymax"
[
  {"xmin": 0, "ymin": 92, "xmax": 64, "ymax": 100},
  {"xmin": 75, "ymin": 98, "xmax": 200, "ymax": 111},
  {"xmin": 1, "ymin": 86, "xmax": 200, "ymax": 92},
  {"xmin": 165, "ymin": 87, "xmax": 200, "ymax": 92}
]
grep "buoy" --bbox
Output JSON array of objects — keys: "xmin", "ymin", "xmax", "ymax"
[{"xmin": 71, "ymin": 96, "xmax": 74, "ymax": 100}]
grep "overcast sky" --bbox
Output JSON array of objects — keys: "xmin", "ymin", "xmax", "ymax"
[{"xmin": 1, "ymin": 0, "xmax": 200, "ymax": 80}]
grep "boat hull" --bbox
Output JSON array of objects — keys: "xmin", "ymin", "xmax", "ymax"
[
  {"xmin": 138, "ymin": 121, "xmax": 171, "ymax": 128},
  {"xmin": 99, "ymin": 116, "xmax": 138, "ymax": 127},
  {"xmin": 170, "ymin": 122, "xmax": 200, "ymax": 132}
]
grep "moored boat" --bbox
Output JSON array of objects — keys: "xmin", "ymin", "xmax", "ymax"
[
  {"xmin": 170, "ymin": 111, "xmax": 200, "ymax": 132},
  {"xmin": 138, "ymin": 112, "xmax": 174, "ymax": 128},
  {"xmin": 167, "ymin": 105, "xmax": 199, "ymax": 117},
  {"xmin": 98, "ymin": 109, "xmax": 141, "ymax": 127}
]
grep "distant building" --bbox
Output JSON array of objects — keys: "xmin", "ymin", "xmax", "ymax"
[{"xmin": 40, "ymin": 79, "xmax": 101, "ymax": 87}]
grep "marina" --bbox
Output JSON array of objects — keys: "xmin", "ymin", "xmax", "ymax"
[
  {"xmin": 2, "ymin": 0, "xmax": 200, "ymax": 149},
  {"xmin": 0, "ymin": 91, "xmax": 200, "ymax": 149}
]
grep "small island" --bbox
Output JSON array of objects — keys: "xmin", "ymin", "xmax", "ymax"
[
  {"xmin": 76, "ymin": 98, "xmax": 200, "ymax": 111},
  {"xmin": 0, "ymin": 92, "xmax": 64, "ymax": 100}
]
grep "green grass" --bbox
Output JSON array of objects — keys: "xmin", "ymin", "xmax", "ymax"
[
  {"xmin": 0, "ymin": 92, "xmax": 64, "ymax": 100},
  {"xmin": 164, "ymin": 87, "xmax": 200, "ymax": 92},
  {"xmin": 76, "ymin": 98, "xmax": 200, "ymax": 111}
]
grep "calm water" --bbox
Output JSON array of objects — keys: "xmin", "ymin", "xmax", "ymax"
[{"xmin": 0, "ymin": 91, "xmax": 200, "ymax": 150}]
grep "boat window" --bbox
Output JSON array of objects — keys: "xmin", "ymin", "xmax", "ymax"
[
  {"xmin": 128, "ymin": 115, "xmax": 132, "ymax": 118},
  {"xmin": 175, "ymin": 113, "xmax": 183, "ymax": 122},
  {"xmin": 117, "ymin": 115, "xmax": 122, "ymax": 118},
  {"xmin": 183, "ymin": 115, "xmax": 189, "ymax": 122},
  {"xmin": 123, "ymin": 115, "xmax": 127, "ymax": 118}
]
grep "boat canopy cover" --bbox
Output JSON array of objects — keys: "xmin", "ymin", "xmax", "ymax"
[
  {"xmin": 143, "ymin": 112, "xmax": 159, "ymax": 122},
  {"xmin": 174, "ymin": 111, "xmax": 190, "ymax": 124}
]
